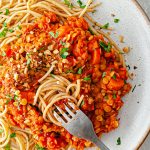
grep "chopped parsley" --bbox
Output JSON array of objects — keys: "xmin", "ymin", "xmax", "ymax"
[
  {"xmin": 5, "ymin": 100, "xmax": 10, "ymax": 105},
  {"xmin": 83, "ymin": 76, "xmax": 91, "ymax": 81},
  {"xmin": 88, "ymin": 28, "xmax": 94, "ymax": 35},
  {"xmin": 14, "ymin": 95, "xmax": 18, "ymax": 100},
  {"xmin": 1, "ymin": 51, "xmax": 6, "ymax": 56},
  {"xmin": 27, "ymin": 59, "xmax": 31, "ymax": 65},
  {"xmin": 60, "ymin": 40, "xmax": 66, "ymax": 46},
  {"xmin": 124, "ymin": 80, "xmax": 127, "ymax": 84},
  {"xmin": 60, "ymin": 48, "xmax": 69, "ymax": 59},
  {"xmin": 39, "ymin": 47, "xmax": 45, "ymax": 51},
  {"xmin": 100, "ymin": 41, "xmax": 112, "ymax": 52},
  {"xmin": 3, "ymin": 22, "xmax": 7, "ymax": 27},
  {"xmin": 113, "ymin": 94, "xmax": 117, "ymax": 99},
  {"xmin": 49, "ymin": 31, "xmax": 59, "ymax": 38},
  {"xmin": 0, "ymin": 129, "xmax": 4, "ymax": 133},
  {"xmin": 35, "ymin": 144, "xmax": 45, "ymax": 150},
  {"xmin": 112, "ymin": 74, "xmax": 116, "ymax": 79},
  {"xmin": 9, "ymin": 29, "xmax": 14, "ymax": 33},
  {"xmin": 16, "ymin": 34, "xmax": 22, "ymax": 38},
  {"xmin": 64, "ymin": 0, "xmax": 73, "ymax": 9},
  {"xmin": 5, "ymin": 9, "xmax": 10, "ymax": 15},
  {"xmin": 77, "ymin": 68, "xmax": 82, "ymax": 74},
  {"xmin": 26, "ymin": 53, "xmax": 31, "ymax": 65},
  {"xmin": 132, "ymin": 85, "xmax": 136, "ymax": 92},
  {"xmin": 10, "ymin": 133, "xmax": 16, "ymax": 138},
  {"xmin": 0, "ymin": 28, "xmax": 8, "ymax": 38},
  {"xmin": 17, "ymin": 25, "xmax": 22, "ymax": 30},
  {"xmin": 66, "ymin": 70, "xmax": 74, "ymax": 73},
  {"xmin": 80, "ymin": 100, "xmax": 84, "ymax": 107},
  {"xmin": 117, "ymin": 137, "xmax": 121, "ymax": 145},
  {"xmin": 102, "ymin": 72, "xmax": 106, "ymax": 78},
  {"xmin": 6, "ymin": 94, "xmax": 12, "ymax": 100},
  {"xmin": 114, "ymin": 18, "xmax": 120, "ymax": 23},
  {"xmin": 101, "ymin": 23, "xmax": 109, "ymax": 29},
  {"xmin": 77, "ymin": 0, "xmax": 86, "ymax": 8},
  {"xmin": 5, "ymin": 144, "xmax": 10, "ymax": 150}
]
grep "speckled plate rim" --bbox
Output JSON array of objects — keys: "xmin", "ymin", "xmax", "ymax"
[{"xmin": 131, "ymin": 0, "xmax": 150, "ymax": 149}]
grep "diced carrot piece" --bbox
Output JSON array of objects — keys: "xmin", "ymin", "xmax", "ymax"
[
  {"xmin": 20, "ymin": 91, "xmax": 35, "ymax": 103},
  {"xmin": 88, "ymin": 40, "xmax": 99, "ymax": 52},
  {"xmin": 57, "ymin": 26, "xmax": 72, "ymax": 37},
  {"xmin": 107, "ymin": 79, "xmax": 124, "ymax": 90},
  {"xmin": 91, "ymin": 48, "xmax": 101, "ymax": 64}
]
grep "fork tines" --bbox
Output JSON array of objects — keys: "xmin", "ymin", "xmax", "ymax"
[{"xmin": 54, "ymin": 102, "xmax": 77, "ymax": 124}]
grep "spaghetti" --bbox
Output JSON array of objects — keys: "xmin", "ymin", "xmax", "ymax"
[{"xmin": 0, "ymin": 0, "xmax": 132, "ymax": 149}]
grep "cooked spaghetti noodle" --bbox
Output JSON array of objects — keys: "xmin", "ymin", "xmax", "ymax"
[{"xmin": 0, "ymin": 0, "xmax": 131, "ymax": 149}]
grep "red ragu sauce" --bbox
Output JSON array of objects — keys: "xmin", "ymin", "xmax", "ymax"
[{"xmin": 0, "ymin": 12, "xmax": 131, "ymax": 149}]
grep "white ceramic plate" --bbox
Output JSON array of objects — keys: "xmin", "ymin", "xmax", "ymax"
[{"xmin": 82, "ymin": 0, "xmax": 150, "ymax": 150}]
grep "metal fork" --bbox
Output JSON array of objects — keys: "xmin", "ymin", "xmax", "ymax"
[{"xmin": 53, "ymin": 102, "xmax": 110, "ymax": 150}]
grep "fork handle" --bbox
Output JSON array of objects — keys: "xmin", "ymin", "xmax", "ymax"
[{"xmin": 92, "ymin": 137, "xmax": 110, "ymax": 150}]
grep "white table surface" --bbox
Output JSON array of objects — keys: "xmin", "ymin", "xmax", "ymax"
[{"xmin": 136, "ymin": 1, "xmax": 150, "ymax": 150}]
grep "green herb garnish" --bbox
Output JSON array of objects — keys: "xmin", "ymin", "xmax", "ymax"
[
  {"xmin": 77, "ymin": 0, "xmax": 86, "ymax": 8},
  {"xmin": 88, "ymin": 28, "xmax": 94, "ymax": 35},
  {"xmin": 16, "ymin": 34, "xmax": 22, "ymax": 38},
  {"xmin": 35, "ymin": 144, "xmax": 45, "ymax": 150},
  {"xmin": 112, "ymin": 74, "xmax": 116, "ymax": 79},
  {"xmin": 60, "ymin": 40, "xmax": 66, "ymax": 46},
  {"xmin": 9, "ymin": 29, "xmax": 14, "ymax": 33},
  {"xmin": 27, "ymin": 59, "xmax": 31, "ymax": 65},
  {"xmin": 6, "ymin": 94, "xmax": 12, "ymax": 100},
  {"xmin": 17, "ymin": 25, "xmax": 22, "ymax": 30},
  {"xmin": 83, "ymin": 76, "xmax": 91, "ymax": 81},
  {"xmin": 66, "ymin": 70, "xmax": 74, "ymax": 73},
  {"xmin": 3, "ymin": 22, "xmax": 7, "ymax": 27},
  {"xmin": 5, "ymin": 100, "xmax": 10, "ymax": 105},
  {"xmin": 0, "ymin": 12, "xmax": 3, "ymax": 14},
  {"xmin": 0, "ymin": 28, "xmax": 8, "ymax": 38},
  {"xmin": 117, "ymin": 137, "xmax": 121, "ymax": 145},
  {"xmin": 80, "ymin": 100, "xmax": 84, "ymax": 107},
  {"xmin": 1, "ymin": 51, "xmax": 6, "ymax": 56},
  {"xmin": 64, "ymin": 0, "xmax": 73, "ymax": 9},
  {"xmin": 60, "ymin": 48, "xmax": 69, "ymax": 59},
  {"xmin": 14, "ymin": 95, "xmax": 18, "ymax": 100},
  {"xmin": 77, "ymin": 68, "xmax": 82, "ymax": 74},
  {"xmin": 114, "ymin": 19, "xmax": 120, "ymax": 23},
  {"xmin": 100, "ymin": 41, "xmax": 112, "ymax": 52},
  {"xmin": 5, "ymin": 144, "xmax": 10, "ymax": 150},
  {"xmin": 0, "ymin": 129, "xmax": 4, "ymax": 133},
  {"xmin": 113, "ymin": 94, "xmax": 117, "ymax": 99},
  {"xmin": 10, "ymin": 133, "xmax": 16, "ymax": 138},
  {"xmin": 49, "ymin": 31, "xmax": 59, "ymax": 38},
  {"xmin": 5, "ymin": 9, "xmax": 10, "ymax": 15},
  {"xmin": 101, "ymin": 23, "xmax": 109, "ymax": 29},
  {"xmin": 102, "ymin": 72, "xmax": 106, "ymax": 78}
]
